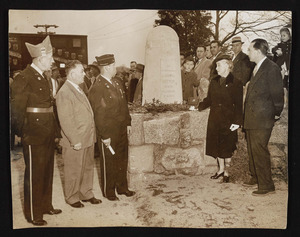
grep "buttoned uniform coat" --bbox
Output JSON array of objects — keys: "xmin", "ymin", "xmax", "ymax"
[
  {"xmin": 244, "ymin": 58, "xmax": 284, "ymax": 130},
  {"xmin": 10, "ymin": 64, "xmax": 60, "ymax": 221},
  {"xmin": 198, "ymin": 73, "xmax": 243, "ymax": 158},
  {"xmin": 232, "ymin": 51, "xmax": 255, "ymax": 86},
  {"xmin": 88, "ymin": 75, "xmax": 131, "ymax": 198},
  {"xmin": 55, "ymin": 81, "xmax": 96, "ymax": 204}
]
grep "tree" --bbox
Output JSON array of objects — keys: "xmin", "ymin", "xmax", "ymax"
[
  {"xmin": 155, "ymin": 10, "xmax": 212, "ymax": 57},
  {"xmin": 209, "ymin": 11, "xmax": 292, "ymax": 46}
]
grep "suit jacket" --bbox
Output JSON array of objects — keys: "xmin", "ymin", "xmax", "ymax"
[
  {"xmin": 232, "ymin": 51, "xmax": 255, "ymax": 86},
  {"xmin": 56, "ymin": 81, "xmax": 96, "ymax": 148},
  {"xmin": 88, "ymin": 75, "xmax": 131, "ymax": 140},
  {"xmin": 244, "ymin": 58, "xmax": 284, "ymax": 129},
  {"xmin": 10, "ymin": 65, "xmax": 60, "ymax": 145},
  {"xmin": 194, "ymin": 57, "xmax": 212, "ymax": 80}
]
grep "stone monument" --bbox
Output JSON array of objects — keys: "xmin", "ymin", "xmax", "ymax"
[{"xmin": 142, "ymin": 26, "xmax": 182, "ymax": 105}]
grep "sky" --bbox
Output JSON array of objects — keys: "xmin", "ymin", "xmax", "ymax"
[{"xmin": 9, "ymin": 10, "xmax": 159, "ymax": 67}]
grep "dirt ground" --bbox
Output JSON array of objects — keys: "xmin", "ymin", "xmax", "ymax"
[{"xmin": 10, "ymin": 148, "xmax": 288, "ymax": 229}]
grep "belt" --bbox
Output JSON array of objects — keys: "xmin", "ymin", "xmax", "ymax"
[{"xmin": 26, "ymin": 106, "xmax": 53, "ymax": 113}]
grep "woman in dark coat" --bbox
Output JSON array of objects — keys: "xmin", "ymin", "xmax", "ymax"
[{"xmin": 198, "ymin": 54, "xmax": 243, "ymax": 182}]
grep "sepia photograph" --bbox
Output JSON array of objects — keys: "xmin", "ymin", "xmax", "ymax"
[{"xmin": 8, "ymin": 9, "xmax": 290, "ymax": 229}]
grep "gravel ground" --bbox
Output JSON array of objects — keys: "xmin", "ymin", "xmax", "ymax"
[{"xmin": 10, "ymin": 148, "xmax": 288, "ymax": 229}]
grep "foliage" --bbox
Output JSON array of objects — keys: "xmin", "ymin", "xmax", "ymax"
[
  {"xmin": 155, "ymin": 10, "xmax": 212, "ymax": 57},
  {"xmin": 128, "ymin": 99, "xmax": 190, "ymax": 114}
]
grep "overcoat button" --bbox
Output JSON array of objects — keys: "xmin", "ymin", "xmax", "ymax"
[
  {"xmin": 36, "ymin": 118, "xmax": 39, "ymax": 121},
  {"xmin": 40, "ymin": 88, "xmax": 42, "ymax": 90}
]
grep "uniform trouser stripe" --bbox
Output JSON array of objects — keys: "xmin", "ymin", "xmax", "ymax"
[
  {"xmin": 101, "ymin": 142, "xmax": 107, "ymax": 197},
  {"xmin": 28, "ymin": 145, "xmax": 33, "ymax": 220}
]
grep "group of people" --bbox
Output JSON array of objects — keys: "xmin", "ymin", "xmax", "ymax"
[
  {"xmin": 10, "ymin": 27, "xmax": 290, "ymax": 226},
  {"xmin": 10, "ymin": 36, "xmax": 135, "ymax": 226},
  {"xmin": 190, "ymin": 29, "xmax": 290, "ymax": 197}
]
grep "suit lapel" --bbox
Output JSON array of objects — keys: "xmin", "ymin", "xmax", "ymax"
[
  {"xmin": 246, "ymin": 58, "xmax": 268, "ymax": 97},
  {"xmin": 65, "ymin": 81, "xmax": 93, "ymax": 116}
]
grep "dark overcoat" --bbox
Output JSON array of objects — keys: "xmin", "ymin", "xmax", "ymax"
[
  {"xmin": 198, "ymin": 73, "xmax": 243, "ymax": 158},
  {"xmin": 232, "ymin": 51, "xmax": 255, "ymax": 86}
]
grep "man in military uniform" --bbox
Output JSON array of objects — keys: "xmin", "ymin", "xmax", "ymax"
[
  {"xmin": 10, "ymin": 36, "xmax": 62, "ymax": 226},
  {"xmin": 88, "ymin": 54, "xmax": 135, "ymax": 201}
]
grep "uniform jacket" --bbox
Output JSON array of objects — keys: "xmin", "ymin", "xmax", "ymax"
[
  {"xmin": 198, "ymin": 73, "xmax": 243, "ymax": 158},
  {"xmin": 56, "ymin": 81, "xmax": 96, "ymax": 148},
  {"xmin": 88, "ymin": 75, "xmax": 131, "ymax": 140},
  {"xmin": 232, "ymin": 51, "xmax": 255, "ymax": 86},
  {"xmin": 193, "ymin": 57, "xmax": 212, "ymax": 80},
  {"xmin": 10, "ymin": 65, "xmax": 60, "ymax": 145},
  {"xmin": 181, "ymin": 70, "xmax": 199, "ymax": 101},
  {"xmin": 244, "ymin": 58, "xmax": 284, "ymax": 129}
]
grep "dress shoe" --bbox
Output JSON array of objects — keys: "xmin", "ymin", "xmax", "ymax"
[
  {"xmin": 243, "ymin": 178, "xmax": 258, "ymax": 187},
  {"xmin": 69, "ymin": 201, "xmax": 84, "ymax": 208},
  {"xmin": 252, "ymin": 189, "xmax": 275, "ymax": 196},
  {"xmin": 210, "ymin": 172, "xmax": 224, "ymax": 179},
  {"xmin": 27, "ymin": 219, "xmax": 47, "ymax": 226},
  {"xmin": 223, "ymin": 175, "xmax": 230, "ymax": 183},
  {"xmin": 82, "ymin": 197, "xmax": 102, "ymax": 204},
  {"xmin": 107, "ymin": 196, "xmax": 120, "ymax": 201},
  {"xmin": 45, "ymin": 209, "xmax": 62, "ymax": 215},
  {"xmin": 118, "ymin": 190, "xmax": 136, "ymax": 197}
]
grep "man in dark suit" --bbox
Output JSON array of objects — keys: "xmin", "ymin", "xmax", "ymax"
[
  {"xmin": 56, "ymin": 60, "xmax": 101, "ymax": 208},
  {"xmin": 243, "ymin": 38, "xmax": 284, "ymax": 196},
  {"xmin": 209, "ymin": 40, "xmax": 223, "ymax": 79},
  {"xmin": 231, "ymin": 36, "xmax": 255, "ymax": 86},
  {"xmin": 88, "ymin": 54, "xmax": 135, "ymax": 201},
  {"xmin": 10, "ymin": 36, "xmax": 62, "ymax": 226}
]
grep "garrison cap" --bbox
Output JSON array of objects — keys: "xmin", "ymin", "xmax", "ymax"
[
  {"xmin": 135, "ymin": 64, "xmax": 145, "ymax": 73},
  {"xmin": 25, "ymin": 35, "xmax": 53, "ymax": 58},
  {"xmin": 96, "ymin": 54, "xmax": 115, "ymax": 66}
]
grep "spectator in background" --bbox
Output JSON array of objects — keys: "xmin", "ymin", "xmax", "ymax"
[
  {"xmin": 230, "ymin": 36, "xmax": 254, "ymax": 86},
  {"xmin": 194, "ymin": 46, "xmax": 212, "ymax": 100},
  {"xmin": 180, "ymin": 52, "xmax": 185, "ymax": 70},
  {"xmin": 89, "ymin": 63, "xmax": 100, "ymax": 85},
  {"xmin": 84, "ymin": 65, "xmax": 93, "ymax": 89},
  {"xmin": 181, "ymin": 56, "xmax": 199, "ymax": 104},
  {"xmin": 133, "ymin": 64, "xmax": 145, "ymax": 104},
  {"xmin": 209, "ymin": 40, "xmax": 223, "ymax": 79},
  {"xmin": 272, "ymin": 27, "xmax": 292, "ymax": 90},
  {"xmin": 205, "ymin": 45, "xmax": 213, "ymax": 60}
]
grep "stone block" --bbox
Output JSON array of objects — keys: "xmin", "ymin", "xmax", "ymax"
[
  {"xmin": 268, "ymin": 144, "xmax": 285, "ymax": 157},
  {"xmin": 128, "ymin": 113, "xmax": 145, "ymax": 146},
  {"xmin": 187, "ymin": 110, "xmax": 209, "ymax": 140},
  {"xmin": 143, "ymin": 113, "xmax": 181, "ymax": 145},
  {"xmin": 270, "ymin": 123, "xmax": 288, "ymax": 144},
  {"xmin": 160, "ymin": 146, "xmax": 204, "ymax": 175},
  {"xmin": 128, "ymin": 145, "xmax": 154, "ymax": 174},
  {"xmin": 179, "ymin": 129, "xmax": 192, "ymax": 148}
]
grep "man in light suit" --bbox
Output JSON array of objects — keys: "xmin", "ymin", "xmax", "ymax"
[
  {"xmin": 243, "ymin": 39, "xmax": 284, "ymax": 196},
  {"xmin": 194, "ymin": 45, "xmax": 212, "ymax": 100},
  {"xmin": 56, "ymin": 60, "xmax": 101, "ymax": 208}
]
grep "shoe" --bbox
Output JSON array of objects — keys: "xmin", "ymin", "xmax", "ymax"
[
  {"xmin": 243, "ymin": 178, "xmax": 258, "ymax": 187},
  {"xmin": 44, "ymin": 209, "xmax": 62, "ymax": 215},
  {"xmin": 118, "ymin": 190, "xmax": 136, "ymax": 197},
  {"xmin": 82, "ymin": 197, "xmax": 102, "ymax": 204},
  {"xmin": 252, "ymin": 189, "xmax": 275, "ymax": 196},
  {"xmin": 69, "ymin": 201, "xmax": 84, "ymax": 208},
  {"xmin": 223, "ymin": 176, "xmax": 230, "ymax": 183},
  {"xmin": 107, "ymin": 196, "xmax": 120, "ymax": 201},
  {"xmin": 210, "ymin": 172, "xmax": 224, "ymax": 179},
  {"xmin": 27, "ymin": 219, "xmax": 47, "ymax": 226}
]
